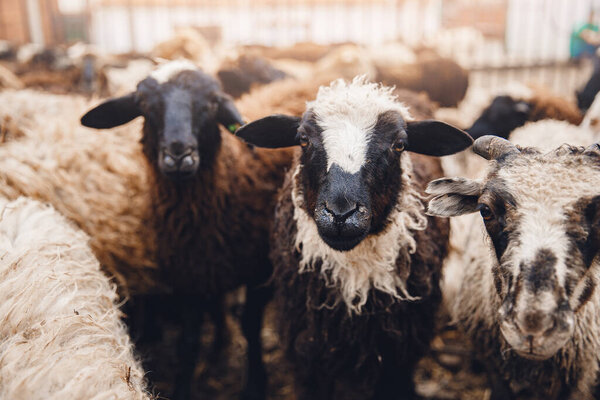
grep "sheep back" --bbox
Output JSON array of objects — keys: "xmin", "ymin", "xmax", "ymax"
[{"xmin": 0, "ymin": 196, "xmax": 149, "ymax": 400}]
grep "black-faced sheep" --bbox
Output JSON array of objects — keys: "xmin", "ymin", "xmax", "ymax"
[
  {"xmin": 0, "ymin": 196, "xmax": 149, "ymax": 400},
  {"xmin": 236, "ymin": 76, "xmax": 473, "ymax": 399},
  {"xmin": 81, "ymin": 60, "xmax": 293, "ymax": 400},
  {"xmin": 427, "ymin": 136, "xmax": 600, "ymax": 399},
  {"xmin": 467, "ymin": 89, "xmax": 583, "ymax": 140}
]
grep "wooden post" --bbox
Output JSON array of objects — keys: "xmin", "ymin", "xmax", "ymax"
[{"xmin": 0, "ymin": 0, "xmax": 32, "ymax": 44}]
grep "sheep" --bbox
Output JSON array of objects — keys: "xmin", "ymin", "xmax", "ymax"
[
  {"xmin": 8, "ymin": 44, "xmax": 109, "ymax": 95},
  {"xmin": 0, "ymin": 40, "xmax": 16, "ymax": 60},
  {"xmin": 217, "ymin": 53, "xmax": 288, "ymax": 98},
  {"xmin": 427, "ymin": 135, "xmax": 600, "ymax": 399},
  {"xmin": 241, "ymin": 42, "xmax": 338, "ymax": 62},
  {"xmin": 235, "ymin": 76, "xmax": 473, "ymax": 399},
  {"xmin": 375, "ymin": 54, "xmax": 469, "ymax": 107},
  {"xmin": 313, "ymin": 44, "xmax": 377, "ymax": 81},
  {"xmin": 151, "ymin": 28, "xmax": 217, "ymax": 72},
  {"xmin": 367, "ymin": 41, "xmax": 417, "ymax": 68},
  {"xmin": 0, "ymin": 63, "xmax": 22, "ymax": 90},
  {"xmin": 80, "ymin": 59, "xmax": 293, "ymax": 400},
  {"xmin": 0, "ymin": 195, "xmax": 149, "ymax": 400},
  {"xmin": 510, "ymin": 119, "xmax": 598, "ymax": 149},
  {"xmin": 440, "ymin": 118, "xmax": 600, "ymax": 317},
  {"xmin": 0, "ymin": 89, "xmax": 157, "ymax": 296},
  {"xmin": 466, "ymin": 87, "xmax": 583, "ymax": 140}
]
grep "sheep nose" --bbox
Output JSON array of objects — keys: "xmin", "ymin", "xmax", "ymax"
[
  {"xmin": 325, "ymin": 198, "xmax": 358, "ymax": 223},
  {"xmin": 168, "ymin": 140, "xmax": 189, "ymax": 156},
  {"xmin": 161, "ymin": 145, "xmax": 198, "ymax": 176},
  {"xmin": 516, "ymin": 311, "xmax": 555, "ymax": 336}
]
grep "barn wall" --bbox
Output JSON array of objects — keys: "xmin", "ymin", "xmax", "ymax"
[
  {"xmin": 0, "ymin": 0, "xmax": 31, "ymax": 44},
  {"xmin": 0, "ymin": 0, "xmax": 63, "ymax": 45}
]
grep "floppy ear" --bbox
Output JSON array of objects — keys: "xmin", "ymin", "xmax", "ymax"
[
  {"xmin": 425, "ymin": 177, "xmax": 482, "ymax": 217},
  {"xmin": 216, "ymin": 94, "xmax": 245, "ymax": 133},
  {"xmin": 406, "ymin": 120, "xmax": 473, "ymax": 156},
  {"xmin": 81, "ymin": 93, "xmax": 141, "ymax": 129},
  {"xmin": 235, "ymin": 114, "xmax": 301, "ymax": 148}
]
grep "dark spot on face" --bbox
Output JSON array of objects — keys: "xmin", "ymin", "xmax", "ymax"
[
  {"xmin": 364, "ymin": 110, "xmax": 406, "ymax": 233},
  {"xmin": 575, "ymin": 276, "xmax": 596, "ymax": 312},
  {"xmin": 524, "ymin": 248, "xmax": 558, "ymax": 294},
  {"xmin": 564, "ymin": 196, "xmax": 600, "ymax": 296},
  {"xmin": 297, "ymin": 111, "xmax": 327, "ymax": 217},
  {"xmin": 480, "ymin": 178, "xmax": 517, "ymax": 260}
]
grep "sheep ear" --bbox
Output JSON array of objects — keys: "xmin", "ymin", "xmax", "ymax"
[
  {"xmin": 81, "ymin": 93, "xmax": 141, "ymax": 129},
  {"xmin": 235, "ymin": 115, "xmax": 301, "ymax": 148},
  {"xmin": 216, "ymin": 94, "xmax": 245, "ymax": 134},
  {"xmin": 406, "ymin": 120, "xmax": 473, "ymax": 156},
  {"xmin": 425, "ymin": 177, "xmax": 482, "ymax": 217}
]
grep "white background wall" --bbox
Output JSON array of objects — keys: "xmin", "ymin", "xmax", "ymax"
[{"xmin": 88, "ymin": 0, "xmax": 442, "ymax": 53}]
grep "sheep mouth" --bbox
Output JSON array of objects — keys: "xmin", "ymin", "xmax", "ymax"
[
  {"xmin": 318, "ymin": 231, "xmax": 367, "ymax": 252},
  {"xmin": 162, "ymin": 169, "xmax": 196, "ymax": 181},
  {"xmin": 513, "ymin": 350, "xmax": 553, "ymax": 361}
]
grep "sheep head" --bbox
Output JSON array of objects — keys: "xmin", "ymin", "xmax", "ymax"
[{"xmin": 80, "ymin": 59, "xmax": 243, "ymax": 180}]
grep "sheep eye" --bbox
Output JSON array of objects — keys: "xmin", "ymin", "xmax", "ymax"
[
  {"xmin": 479, "ymin": 204, "xmax": 494, "ymax": 221},
  {"xmin": 393, "ymin": 142, "xmax": 405, "ymax": 153},
  {"xmin": 299, "ymin": 135, "xmax": 309, "ymax": 148}
]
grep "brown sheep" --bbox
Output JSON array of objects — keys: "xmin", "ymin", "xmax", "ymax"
[
  {"xmin": 81, "ymin": 59, "xmax": 293, "ymax": 400},
  {"xmin": 376, "ymin": 54, "xmax": 469, "ymax": 108}
]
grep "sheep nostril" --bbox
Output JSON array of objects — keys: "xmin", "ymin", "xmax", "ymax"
[
  {"xmin": 163, "ymin": 154, "xmax": 176, "ymax": 168},
  {"xmin": 181, "ymin": 155, "xmax": 194, "ymax": 168}
]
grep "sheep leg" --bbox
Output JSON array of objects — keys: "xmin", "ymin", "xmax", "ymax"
[
  {"xmin": 372, "ymin": 360, "xmax": 416, "ymax": 400},
  {"xmin": 207, "ymin": 294, "xmax": 229, "ymax": 362},
  {"xmin": 172, "ymin": 295, "xmax": 203, "ymax": 400},
  {"xmin": 127, "ymin": 294, "xmax": 163, "ymax": 344},
  {"xmin": 488, "ymin": 372, "xmax": 513, "ymax": 400},
  {"xmin": 294, "ymin": 370, "xmax": 334, "ymax": 400},
  {"xmin": 240, "ymin": 284, "xmax": 272, "ymax": 400}
]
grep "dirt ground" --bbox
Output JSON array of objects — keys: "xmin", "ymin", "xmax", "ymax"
[{"xmin": 134, "ymin": 297, "xmax": 491, "ymax": 400}]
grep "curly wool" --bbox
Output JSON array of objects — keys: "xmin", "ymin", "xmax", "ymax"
[
  {"xmin": 292, "ymin": 153, "xmax": 428, "ymax": 314},
  {"xmin": 0, "ymin": 196, "xmax": 149, "ymax": 400},
  {"xmin": 0, "ymin": 90, "xmax": 157, "ymax": 296}
]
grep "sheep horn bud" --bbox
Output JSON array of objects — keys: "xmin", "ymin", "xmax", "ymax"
[{"xmin": 473, "ymin": 135, "xmax": 519, "ymax": 160}]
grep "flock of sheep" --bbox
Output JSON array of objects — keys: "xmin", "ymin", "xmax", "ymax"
[{"xmin": 1, "ymin": 28, "xmax": 600, "ymax": 400}]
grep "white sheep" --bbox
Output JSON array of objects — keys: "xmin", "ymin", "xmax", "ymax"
[{"xmin": 0, "ymin": 196, "xmax": 149, "ymax": 400}]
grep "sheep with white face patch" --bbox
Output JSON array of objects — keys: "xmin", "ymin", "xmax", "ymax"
[
  {"xmin": 0, "ymin": 196, "xmax": 149, "ymax": 400},
  {"xmin": 427, "ymin": 136, "xmax": 600, "ymax": 400},
  {"xmin": 236, "ymin": 76, "xmax": 472, "ymax": 399}
]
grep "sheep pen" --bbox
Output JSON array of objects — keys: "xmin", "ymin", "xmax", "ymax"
[
  {"xmin": 2, "ymin": 16, "xmax": 590, "ymax": 396},
  {"xmin": 0, "ymin": 195, "xmax": 149, "ymax": 400}
]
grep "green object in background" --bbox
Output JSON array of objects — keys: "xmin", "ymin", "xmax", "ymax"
[
  {"xmin": 228, "ymin": 123, "xmax": 241, "ymax": 133},
  {"xmin": 570, "ymin": 22, "xmax": 599, "ymax": 59}
]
